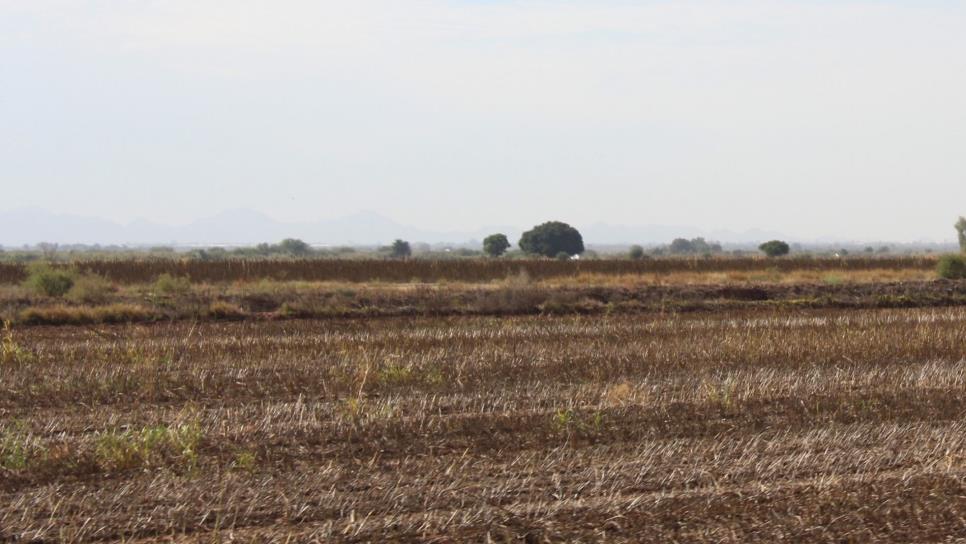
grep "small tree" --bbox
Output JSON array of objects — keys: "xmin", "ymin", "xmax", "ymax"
[
  {"xmin": 37, "ymin": 242, "xmax": 59, "ymax": 260},
  {"xmin": 390, "ymin": 239, "xmax": 412, "ymax": 259},
  {"xmin": 278, "ymin": 238, "xmax": 311, "ymax": 256},
  {"xmin": 669, "ymin": 238, "xmax": 694, "ymax": 254},
  {"xmin": 628, "ymin": 245, "xmax": 645, "ymax": 260},
  {"xmin": 483, "ymin": 234, "xmax": 511, "ymax": 257},
  {"xmin": 668, "ymin": 237, "xmax": 720, "ymax": 255},
  {"xmin": 956, "ymin": 217, "xmax": 966, "ymax": 252},
  {"xmin": 519, "ymin": 221, "xmax": 584, "ymax": 258},
  {"xmin": 758, "ymin": 240, "xmax": 790, "ymax": 257}
]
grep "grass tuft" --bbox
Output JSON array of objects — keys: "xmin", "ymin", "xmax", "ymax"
[{"xmin": 95, "ymin": 423, "xmax": 203, "ymax": 472}]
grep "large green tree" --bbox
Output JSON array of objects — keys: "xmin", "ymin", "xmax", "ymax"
[{"xmin": 518, "ymin": 221, "xmax": 584, "ymax": 258}]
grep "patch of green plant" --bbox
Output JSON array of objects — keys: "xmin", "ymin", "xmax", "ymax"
[
  {"xmin": 0, "ymin": 421, "xmax": 33, "ymax": 470},
  {"xmin": 822, "ymin": 274, "xmax": 845, "ymax": 285},
  {"xmin": 552, "ymin": 409, "xmax": 575, "ymax": 432},
  {"xmin": 748, "ymin": 267, "xmax": 783, "ymax": 283},
  {"xmin": 337, "ymin": 396, "xmax": 396, "ymax": 423},
  {"xmin": 551, "ymin": 408, "xmax": 605, "ymax": 436},
  {"xmin": 377, "ymin": 362, "xmax": 413, "ymax": 386},
  {"xmin": 154, "ymin": 273, "xmax": 192, "ymax": 296},
  {"xmin": 95, "ymin": 423, "xmax": 203, "ymax": 472},
  {"xmin": 22, "ymin": 263, "xmax": 75, "ymax": 297},
  {"xmin": 937, "ymin": 254, "xmax": 966, "ymax": 279},
  {"xmin": 232, "ymin": 450, "xmax": 257, "ymax": 473},
  {"xmin": 279, "ymin": 301, "xmax": 316, "ymax": 318},
  {"xmin": 66, "ymin": 273, "xmax": 115, "ymax": 304},
  {"xmin": 1, "ymin": 321, "xmax": 35, "ymax": 366}
]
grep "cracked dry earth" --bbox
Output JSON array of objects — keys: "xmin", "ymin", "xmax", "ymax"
[{"xmin": 3, "ymin": 305, "xmax": 966, "ymax": 542}]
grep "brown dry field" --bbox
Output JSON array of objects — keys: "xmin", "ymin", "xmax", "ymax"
[{"xmin": 4, "ymin": 277, "xmax": 966, "ymax": 541}]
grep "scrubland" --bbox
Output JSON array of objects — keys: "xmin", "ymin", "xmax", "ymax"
[{"xmin": 2, "ymin": 258, "xmax": 966, "ymax": 542}]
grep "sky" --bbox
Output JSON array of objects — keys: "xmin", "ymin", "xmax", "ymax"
[{"xmin": 2, "ymin": 0, "xmax": 965, "ymax": 242}]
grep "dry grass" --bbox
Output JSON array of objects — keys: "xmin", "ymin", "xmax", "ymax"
[
  {"xmin": 550, "ymin": 267, "xmax": 936, "ymax": 287},
  {"xmin": 2, "ymin": 303, "xmax": 966, "ymax": 541},
  {"xmin": 16, "ymin": 303, "xmax": 159, "ymax": 326},
  {"xmin": 2, "ymin": 271, "xmax": 962, "ymax": 326}
]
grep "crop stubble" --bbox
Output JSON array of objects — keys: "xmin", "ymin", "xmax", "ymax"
[{"xmin": 2, "ymin": 305, "xmax": 966, "ymax": 542}]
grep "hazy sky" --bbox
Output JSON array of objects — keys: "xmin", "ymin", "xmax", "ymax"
[{"xmin": 2, "ymin": 1, "xmax": 965, "ymax": 241}]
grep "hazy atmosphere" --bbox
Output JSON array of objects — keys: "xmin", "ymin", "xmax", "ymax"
[
  {"xmin": 3, "ymin": 1, "xmax": 965, "ymax": 243},
  {"xmin": 8, "ymin": 4, "xmax": 966, "ymax": 542}
]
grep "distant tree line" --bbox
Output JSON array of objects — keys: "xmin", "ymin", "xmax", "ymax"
[{"xmin": 12, "ymin": 217, "xmax": 964, "ymax": 264}]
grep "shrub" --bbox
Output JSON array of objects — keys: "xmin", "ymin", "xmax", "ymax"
[
  {"xmin": 154, "ymin": 273, "xmax": 192, "ymax": 296},
  {"xmin": 66, "ymin": 274, "xmax": 114, "ymax": 304},
  {"xmin": 937, "ymin": 254, "xmax": 966, "ymax": 279},
  {"xmin": 628, "ymin": 245, "xmax": 645, "ymax": 260},
  {"xmin": 22, "ymin": 264, "xmax": 74, "ymax": 297}
]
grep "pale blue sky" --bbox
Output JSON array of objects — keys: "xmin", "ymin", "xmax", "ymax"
[{"xmin": 2, "ymin": 1, "xmax": 965, "ymax": 241}]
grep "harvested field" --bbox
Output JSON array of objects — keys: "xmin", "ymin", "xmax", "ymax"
[{"xmin": 4, "ymin": 301, "xmax": 966, "ymax": 541}]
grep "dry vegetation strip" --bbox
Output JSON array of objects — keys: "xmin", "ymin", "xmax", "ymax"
[
  {"xmin": 2, "ymin": 306, "xmax": 966, "ymax": 541},
  {"xmin": 3, "ymin": 274, "xmax": 964, "ymax": 326},
  {"xmin": 0, "ymin": 256, "xmax": 939, "ymax": 285}
]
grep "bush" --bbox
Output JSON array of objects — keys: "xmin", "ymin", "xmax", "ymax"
[
  {"xmin": 66, "ymin": 274, "xmax": 114, "ymax": 304},
  {"xmin": 937, "ymin": 254, "xmax": 966, "ymax": 279},
  {"xmin": 628, "ymin": 245, "xmax": 645, "ymax": 260},
  {"xmin": 154, "ymin": 273, "xmax": 192, "ymax": 296},
  {"xmin": 22, "ymin": 264, "xmax": 74, "ymax": 297}
]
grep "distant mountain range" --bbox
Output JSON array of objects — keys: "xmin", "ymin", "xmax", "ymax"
[{"xmin": 0, "ymin": 207, "xmax": 803, "ymax": 247}]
